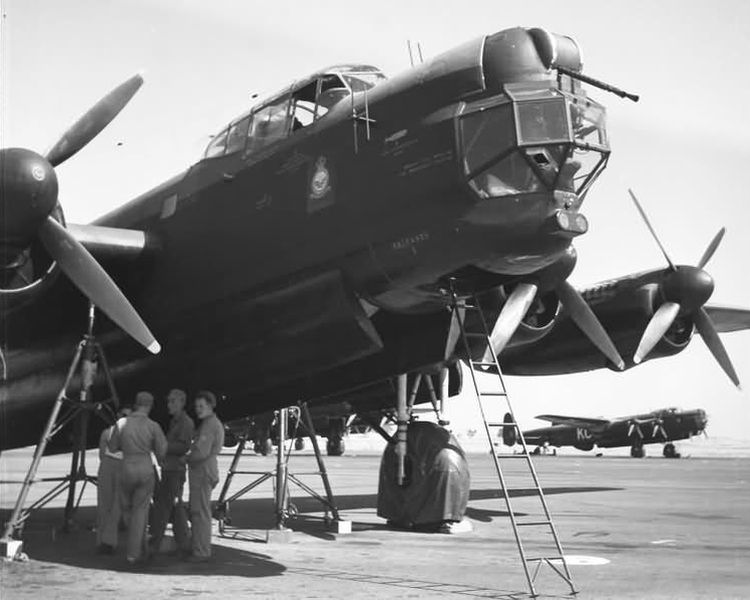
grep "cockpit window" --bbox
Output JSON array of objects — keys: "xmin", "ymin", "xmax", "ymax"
[
  {"xmin": 204, "ymin": 127, "xmax": 229, "ymax": 159},
  {"xmin": 291, "ymin": 81, "xmax": 320, "ymax": 131},
  {"xmin": 203, "ymin": 66, "xmax": 387, "ymax": 160},
  {"xmin": 226, "ymin": 116, "xmax": 251, "ymax": 155},
  {"xmin": 246, "ymin": 96, "xmax": 291, "ymax": 155}
]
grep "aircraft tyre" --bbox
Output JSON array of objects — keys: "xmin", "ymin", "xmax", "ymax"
[
  {"xmin": 327, "ymin": 436, "xmax": 345, "ymax": 456},
  {"xmin": 295, "ymin": 437, "xmax": 305, "ymax": 451},
  {"xmin": 254, "ymin": 438, "xmax": 272, "ymax": 455},
  {"xmin": 663, "ymin": 443, "xmax": 680, "ymax": 458},
  {"xmin": 630, "ymin": 444, "xmax": 645, "ymax": 458}
]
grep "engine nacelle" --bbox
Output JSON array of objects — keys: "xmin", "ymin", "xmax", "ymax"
[
  {"xmin": 506, "ymin": 289, "xmax": 561, "ymax": 349},
  {"xmin": 0, "ymin": 206, "xmax": 63, "ymax": 314},
  {"xmin": 500, "ymin": 282, "xmax": 695, "ymax": 376}
]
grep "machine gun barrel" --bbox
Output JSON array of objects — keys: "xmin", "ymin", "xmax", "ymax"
[{"xmin": 557, "ymin": 65, "xmax": 640, "ymax": 102}]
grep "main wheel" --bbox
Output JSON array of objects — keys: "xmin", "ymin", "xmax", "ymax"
[
  {"xmin": 630, "ymin": 444, "xmax": 645, "ymax": 458},
  {"xmin": 663, "ymin": 443, "xmax": 678, "ymax": 458},
  {"xmin": 327, "ymin": 437, "xmax": 345, "ymax": 456}
]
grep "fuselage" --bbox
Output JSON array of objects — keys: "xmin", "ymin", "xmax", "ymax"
[{"xmin": 1, "ymin": 27, "xmax": 611, "ymax": 449}]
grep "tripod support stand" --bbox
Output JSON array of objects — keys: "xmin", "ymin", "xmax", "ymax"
[
  {"xmin": 1, "ymin": 303, "xmax": 120, "ymax": 556},
  {"xmin": 215, "ymin": 401, "xmax": 350, "ymax": 541}
]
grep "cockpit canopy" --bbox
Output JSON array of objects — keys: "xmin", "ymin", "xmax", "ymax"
[{"xmin": 203, "ymin": 65, "xmax": 386, "ymax": 160}]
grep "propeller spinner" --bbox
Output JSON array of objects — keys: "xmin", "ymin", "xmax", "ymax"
[
  {"xmin": 0, "ymin": 74, "xmax": 160, "ymax": 354},
  {"xmin": 628, "ymin": 190, "xmax": 738, "ymax": 388}
]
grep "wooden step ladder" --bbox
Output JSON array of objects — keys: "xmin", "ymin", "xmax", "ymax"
[{"xmin": 449, "ymin": 284, "xmax": 577, "ymax": 597}]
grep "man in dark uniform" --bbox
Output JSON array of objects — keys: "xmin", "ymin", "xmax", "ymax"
[
  {"xmin": 149, "ymin": 389, "xmax": 194, "ymax": 555},
  {"xmin": 182, "ymin": 390, "xmax": 224, "ymax": 562}
]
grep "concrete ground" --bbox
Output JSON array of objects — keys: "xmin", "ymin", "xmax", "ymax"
[{"xmin": 1, "ymin": 449, "xmax": 748, "ymax": 599}]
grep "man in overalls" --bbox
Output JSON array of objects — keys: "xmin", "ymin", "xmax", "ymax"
[
  {"xmin": 110, "ymin": 391, "xmax": 167, "ymax": 565},
  {"xmin": 96, "ymin": 406, "xmax": 130, "ymax": 554}
]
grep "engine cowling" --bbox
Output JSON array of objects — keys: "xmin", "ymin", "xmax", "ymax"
[
  {"xmin": 0, "ymin": 204, "xmax": 62, "ymax": 314},
  {"xmin": 505, "ymin": 288, "xmax": 561, "ymax": 348},
  {"xmin": 500, "ymin": 282, "xmax": 695, "ymax": 376}
]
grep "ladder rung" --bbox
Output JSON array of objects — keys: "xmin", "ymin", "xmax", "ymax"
[
  {"xmin": 487, "ymin": 421, "xmax": 516, "ymax": 427},
  {"xmin": 525, "ymin": 556, "xmax": 564, "ymax": 562},
  {"xmin": 480, "ymin": 391, "xmax": 507, "ymax": 396},
  {"xmin": 517, "ymin": 520, "xmax": 552, "ymax": 527},
  {"xmin": 496, "ymin": 453, "xmax": 529, "ymax": 459},
  {"xmin": 457, "ymin": 303, "xmax": 481, "ymax": 311},
  {"xmin": 470, "ymin": 361, "xmax": 497, "ymax": 367},
  {"xmin": 464, "ymin": 332, "xmax": 487, "ymax": 338}
]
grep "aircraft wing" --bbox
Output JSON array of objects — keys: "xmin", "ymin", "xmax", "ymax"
[
  {"xmin": 704, "ymin": 304, "xmax": 750, "ymax": 333},
  {"xmin": 534, "ymin": 414, "xmax": 610, "ymax": 431}
]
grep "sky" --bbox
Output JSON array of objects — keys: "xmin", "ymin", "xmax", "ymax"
[{"xmin": 2, "ymin": 0, "xmax": 749, "ymax": 443}]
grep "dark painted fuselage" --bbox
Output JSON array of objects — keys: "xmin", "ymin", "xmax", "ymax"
[{"xmin": 1, "ymin": 27, "xmax": 608, "ymax": 450}]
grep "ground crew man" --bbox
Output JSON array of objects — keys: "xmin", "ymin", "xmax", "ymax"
[
  {"xmin": 149, "ymin": 389, "xmax": 194, "ymax": 555},
  {"xmin": 110, "ymin": 391, "xmax": 167, "ymax": 565},
  {"xmin": 182, "ymin": 390, "xmax": 224, "ymax": 562},
  {"xmin": 96, "ymin": 406, "xmax": 130, "ymax": 554}
]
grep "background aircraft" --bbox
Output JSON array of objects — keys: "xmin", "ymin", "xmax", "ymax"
[{"xmin": 502, "ymin": 407, "xmax": 708, "ymax": 458}]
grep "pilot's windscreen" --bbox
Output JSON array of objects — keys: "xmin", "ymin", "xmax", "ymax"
[
  {"xmin": 246, "ymin": 97, "xmax": 291, "ymax": 154},
  {"xmin": 316, "ymin": 74, "xmax": 349, "ymax": 113},
  {"xmin": 204, "ymin": 128, "xmax": 228, "ymax": 158}
]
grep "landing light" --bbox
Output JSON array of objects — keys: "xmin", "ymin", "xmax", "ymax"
[{"xmin": 551, "ymin": 210, "xmax": 588, "ymax": 236}]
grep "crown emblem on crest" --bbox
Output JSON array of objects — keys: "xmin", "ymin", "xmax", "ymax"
[{"xmin": 309, "ymin": 156, "xmax": 331, "ymax": 200}]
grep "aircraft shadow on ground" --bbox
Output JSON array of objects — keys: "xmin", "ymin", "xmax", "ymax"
[
  {"xmin": 0, "ymin": 484, "xmax": 620, "ymax": 569},
  {"xmin": 0, "ymin": 506, "xmax": 285, "ymax": 577},
  {"xmin": 214, "ymin": 484, "xmax": 622, "ymax": 533}
]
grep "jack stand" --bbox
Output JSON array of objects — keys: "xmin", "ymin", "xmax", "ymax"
[
  {"xmin": 1, "ymin": 303, "xmax": 119, "ymax": 558},
  {"xmin": 215, "ymin": 402, "xmax": 350, "ymax": 541}
]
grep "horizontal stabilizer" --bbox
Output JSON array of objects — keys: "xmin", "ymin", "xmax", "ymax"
[
  {"xmin": 535, "ymin": 414, "xmax": 610, "ymax": 430},
  {"xmin": 704, "ymin": 304, "xmax": 750, "ymax": 333}
]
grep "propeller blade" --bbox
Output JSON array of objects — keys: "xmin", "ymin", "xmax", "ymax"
[
  {"xmin": 694, "ymin": 307, "xmax": 741, "ymax": 388},
  {"xmin": 652, "ymin": 423, "xmax": 667, "ymax": 440},
  {"xmin": 697, "ymin": 227, "xmax": 726, "ymax": 270},
  {"xmin": 484, "ymin": 282, "xmax": 538, "ymax": 361},
  {"xmin": 628, "ymin": 422, "xmax": 642, "ymax": 439},
  {"xmin": 556, "ymin": 280, "xmax": 625, "ymax": 370},
  {"xmin": 628, "ymin": 189, "xmax": 676, "ymax": 271},
  {"xmin": 45, "ymin": 73, "xmax": 144, "ymax": 167},
  {"xmin": 38, "ymin": 217, "xmax": 160, "ymax": 354},
  {"xmin": 633, "ymin": 301, "xmax": 680, "ymax": 364}
]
